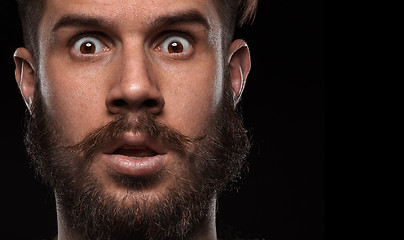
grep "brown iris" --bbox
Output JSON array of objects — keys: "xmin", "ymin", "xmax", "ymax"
[
  {"xmin": 167, "ymin": 41, "xmax": 183, "ymax": 53},
  {"xmin": 80, "ymin": 42, "xmax": 96, "ymax": 54}
]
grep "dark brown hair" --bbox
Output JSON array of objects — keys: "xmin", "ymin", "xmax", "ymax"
[{"xmin": 16, "ymin": 0, "xmax": 258, "ymax": 60}]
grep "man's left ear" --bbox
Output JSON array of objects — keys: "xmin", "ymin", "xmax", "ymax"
[{"xmin": 227, "ymin": 39, "xmax": 251, "ymax": 105}]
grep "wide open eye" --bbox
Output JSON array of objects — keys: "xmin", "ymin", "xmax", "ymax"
[
  {"xmin": 159, "ymin": 36, "xmax": 191, "ymax": 54},
  {"xmin": 73, "ymin": 37, "xmax": 108, "ymax": 55}
]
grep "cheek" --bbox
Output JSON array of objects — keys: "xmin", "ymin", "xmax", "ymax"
[
  {"xmin": 158, "ymin": 58, "xmax": 224, "ymax": 137},
  {"xmin": 37, "ymin": 50, "xmax": 224, "ymax": 143},
  {"xmin": 38, "ymin": 57, "xmax": 110, "ymax": 144}
]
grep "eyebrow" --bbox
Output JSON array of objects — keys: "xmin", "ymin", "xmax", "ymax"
[
  {"xmin": 51, "ymin": 15, "xmax": 111, "ymax": 34},
  {"xmin": 51, "ymin": 9, "xmax": 211, "ymax": 34},
  {"xmin": 152, "ymin": 10, "xmax": 211, "ymax": 31}
]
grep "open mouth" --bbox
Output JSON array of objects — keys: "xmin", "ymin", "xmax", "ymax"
[
  {"xmin": 113, "ymin": 145, "xmax": 159, "ymax": 159},
  {"xmin": 100, "ymin": 133, "xmax": 168, "ymax": 177}
]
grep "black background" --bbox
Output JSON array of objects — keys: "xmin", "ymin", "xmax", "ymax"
[{"xmin": 1, "ymin": 0, "xmax": 324, "ymax": 239}]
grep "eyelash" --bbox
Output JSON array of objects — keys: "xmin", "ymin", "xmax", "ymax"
[
  {"xmin": 155, "ymin": 30, "xmax": 194, "ymax": 44},
  {"xmin": 153, "ymin": 31, "xmax": 195, "ymax": 59},
  {"xmin": 68, "ymin": 30, "xmax": 195, "ymax": 58},
  {"xmin": 69, "ymin": 31, "xmax": 110, "ymax": 49}
]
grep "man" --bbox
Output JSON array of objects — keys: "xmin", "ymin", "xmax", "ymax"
[{"xmin": 14, "ymin": 0, "xmax": 258, "ymax": 239}]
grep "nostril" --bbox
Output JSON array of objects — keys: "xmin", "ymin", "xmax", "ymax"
[
  {"xmin": 113, "ymin": 99, "xmax": 127, "ymax": 107},
  {"xmin": 143, "ymin": 99, "xmax": 157, "ymax": 107}
]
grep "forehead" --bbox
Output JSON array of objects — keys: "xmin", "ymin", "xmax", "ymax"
[{"xmin": 40, "ymin": 0, "xmax": 220, "ymax": 34}]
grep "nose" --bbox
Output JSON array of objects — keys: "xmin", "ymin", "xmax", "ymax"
[{"xmin": 106, "ymin": 50, "xmax": 165, "ymax": 115}]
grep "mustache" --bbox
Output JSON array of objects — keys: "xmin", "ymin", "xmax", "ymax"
[{"xmin": 68, "ymin": 113, "xmax": 193, "ymax": 159}]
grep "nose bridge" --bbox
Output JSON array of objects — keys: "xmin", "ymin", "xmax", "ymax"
[
  {"xmin": 120, "ymin": 41, "xmax": 152, "ymax": 92},
  {"xmin": 106, "ymin": 39, "xmax": 164, "ymax": 115}
]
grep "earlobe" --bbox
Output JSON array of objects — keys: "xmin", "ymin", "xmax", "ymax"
[
  {"xmin": 14, "ymin": 48, "xmax": 36, "ymax": 114},
  {"xmin": 227, "ymin": 39, "xmax": 251, "ymax": 105}
]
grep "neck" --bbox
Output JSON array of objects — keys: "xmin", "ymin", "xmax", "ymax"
[
  {"xmin": 189, "ymin": 197, "xmax": 218, "ymax": 240},
  {"xmin": 55, "ymin": 195, "xmax": 218, "ymax": 240}
]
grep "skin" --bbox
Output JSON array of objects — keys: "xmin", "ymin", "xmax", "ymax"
[{"xmin": 14, "ymin": 0, "xmax": 251, "ymax": 239}]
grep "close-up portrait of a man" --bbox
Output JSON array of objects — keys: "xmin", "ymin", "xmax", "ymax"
[
  {"xmin": 12, "ymin": 0, "xmax": 257, "ymax": 239},
  {"xmin": 1, "ymin": 0, "xmax": 324, "ymax": 239}
]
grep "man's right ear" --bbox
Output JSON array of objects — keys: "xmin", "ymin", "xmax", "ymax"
[{"xmin": 14, "ymin": 48, "xmax": 36, "ymax": 114}]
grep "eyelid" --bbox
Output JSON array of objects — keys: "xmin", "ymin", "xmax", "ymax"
[
  {"xmin": 155, "ymin": 30, "xmax": 191, "ymax": 45},
  {"xmin": 153, "ymin": 31, "xmax": 194, "ymax": 57},
  {"xmin": 159, "ymin": 36, "xmax": 191, "ymax": 52},
  {"xmin": 69, "ymin": 32, "xmax": 112, "ymax": 54}
]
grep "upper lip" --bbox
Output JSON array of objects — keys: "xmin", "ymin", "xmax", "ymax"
[{"xmin": 102, "ymin": 132, "xmax": 167, "ymax": 156}]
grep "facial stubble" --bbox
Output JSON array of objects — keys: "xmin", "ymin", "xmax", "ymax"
[{"xmin": 24, "ymin": 74, "xmax": 250, "ymax": 240}]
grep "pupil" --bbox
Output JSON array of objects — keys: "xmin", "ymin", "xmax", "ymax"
[
  {"xmin": 81, "ymin": 42, "xmax": 95, "ymax": 54},
  {"xmin": 168, "ymin": 41, "xmax": 183, "ymax": 53}
]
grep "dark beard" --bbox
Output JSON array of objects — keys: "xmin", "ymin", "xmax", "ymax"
[{"xmin": 24, "ymin": 79, "xmax": 250, "ymax": 240}]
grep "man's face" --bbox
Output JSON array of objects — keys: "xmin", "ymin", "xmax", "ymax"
[
  {"xmin": 38, "ymin": 0, "xmax": 224, "ymax": 149},
  {"xmin": 15, "ymin": 0, "xmax": 251, "ymax": 239}
]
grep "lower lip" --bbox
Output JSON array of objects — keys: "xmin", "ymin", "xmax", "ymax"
[{"xmin": 101, "ymin": 153, "xmax": 167, "ymax": 177}]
